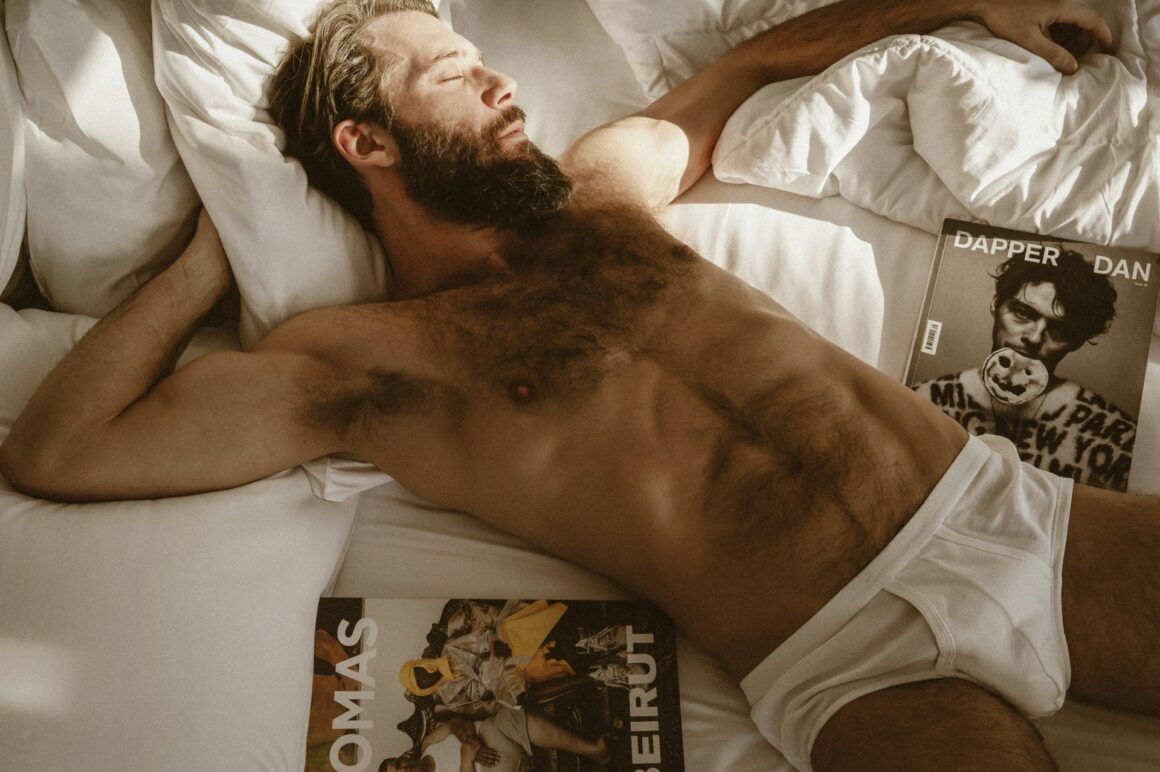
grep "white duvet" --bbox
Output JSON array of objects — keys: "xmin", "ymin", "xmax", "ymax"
[{"xmin": 713, "ymin": 0, "xmax": 1160, "ymax": 252}]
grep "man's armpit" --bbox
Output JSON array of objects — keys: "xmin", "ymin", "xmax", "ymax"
[{"xmin": 305, "ymin": 367, "xmax": 436, "ymax": 435}]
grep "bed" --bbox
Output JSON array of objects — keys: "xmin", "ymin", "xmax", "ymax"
[{"xmin": 1, "ymin": 0, "xmax": 1158, "ymax": 769}]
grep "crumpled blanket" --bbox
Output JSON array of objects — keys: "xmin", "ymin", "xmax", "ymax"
[{"xmin": 713, "ymin": 0, "xmax": 1160, "ymax": 253}]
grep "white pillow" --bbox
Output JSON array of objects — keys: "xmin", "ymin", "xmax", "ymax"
[
  {"xmin": 4, "ymin": 0, "xmax": 200, "ymax": 317},
  {"xmin": 584, "ymin": 0, "xmax": 839, "ymax": 100},
  {"xmin": 0, "ymin": 304, "xmax": 360, "ymax": 771},
  {"xmin": 0, "ymin": 0, "xmax": 26, "ymax": 296},
  {"xmin": 152, "ymin": 0, "xmax": 450, "ymax": 346}
]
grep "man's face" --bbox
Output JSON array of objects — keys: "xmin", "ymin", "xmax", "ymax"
[
  {"xmin": 365, "ymin": 11, "xmax": 517, "ymax": 146},
  {"xmin": 992, "ymin": 281, "xmax": 1082, "ymax": 373},
  {"xmin": 390, "ymin": 106, "xmax": 571, "ymax": 228},
  {"xmin": 364, "ymin": 11, "xmax": 571, "ymax": 227}
]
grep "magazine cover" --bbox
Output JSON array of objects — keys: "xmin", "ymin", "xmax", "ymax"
[
  {"xmin": 907, "ymin": 219, "xmax": 1160, "ymax": 491},
  {"xmin": 305, "ymin": 598, "xmax": 684, "ymax": 772}
]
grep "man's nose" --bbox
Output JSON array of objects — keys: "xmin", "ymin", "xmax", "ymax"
[{"xmin": 480, "ymin": 67, "xmax": 517, "ymax": 108}]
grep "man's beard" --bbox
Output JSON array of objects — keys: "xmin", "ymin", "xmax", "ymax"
[{"xmin": 391, "ymin": 106, "xmax": 572, "ymax": 229}]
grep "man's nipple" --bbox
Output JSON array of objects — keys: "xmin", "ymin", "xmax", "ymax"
[{"xmin": 508, "ymin": 380, "xmax": 537, "ymax": 404}]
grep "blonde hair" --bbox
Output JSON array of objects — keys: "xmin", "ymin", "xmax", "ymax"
[{"xmin": 268, "ymin": 0, "xmax": 438, "ymax": 227}]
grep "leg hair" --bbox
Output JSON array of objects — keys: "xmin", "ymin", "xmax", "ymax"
[
  {"xmin": 1063, "ymin": 484, "xmax": 1160, "ymax": 715},
  {"xmin": 812, "ymin": 679, "xmax": 1057, "ymax": 772}
]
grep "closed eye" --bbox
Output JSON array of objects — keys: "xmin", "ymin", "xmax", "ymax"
[{"xmin": 427, "ymin": 46, "xmax": 483, "ymax": 84}]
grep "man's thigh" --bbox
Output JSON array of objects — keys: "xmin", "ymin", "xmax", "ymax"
[
  {"xmin": 1062, "ymin": 483, "xmax": 1160, "ymax": 715},
  {"xmin": 811, "ymin": 679, "xmax": 1055, "ymax": 771},
  {"xmin": 477, "ymin": 708, "xmax": 532, "ymax": 757}
]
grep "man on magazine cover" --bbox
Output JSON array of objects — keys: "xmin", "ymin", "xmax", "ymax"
[
  {"xmin": 6, "ymin": 2, "xmax": 1159, "ymax": 772},
  {"xmin": 912, "ymin": 250, "xmax": 1137, "ymax": 491}
]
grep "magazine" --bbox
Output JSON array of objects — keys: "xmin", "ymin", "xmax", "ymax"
[
  {"xmin": 907, "ymin": 219, "xmax": 1160, "ymax": 491},
  {"xmin": 305, "ymin": 597, "xmax": 684, "ymax": 772}
]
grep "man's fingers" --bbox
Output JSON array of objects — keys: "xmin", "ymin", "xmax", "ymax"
[
  {"xmin": 1038, "ymin": 1, "xmax": 1114, "ymax": 69},
  {"xmin": 979, "ymin": 0, "xmax": 1115, "ymax": 74},
  {"xmin": 1016, "ymin": 28, "xmax": 1080, "ymax": 73},
  {"xmin": 1059, "ymin": 2, "xmax": 1115, "ymax": 51}
]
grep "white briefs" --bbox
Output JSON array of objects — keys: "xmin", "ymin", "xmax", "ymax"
[{"xmin": 741, "ymin": 433, "xmax": 1073, "ymax": 771}]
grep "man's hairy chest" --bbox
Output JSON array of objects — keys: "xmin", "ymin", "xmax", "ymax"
[{"xmin": 413, "ymin": 204, "xmax": 701, "ymax": 409}]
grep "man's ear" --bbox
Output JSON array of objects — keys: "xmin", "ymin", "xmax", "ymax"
[{"xmin": 332, "ymin": 120, "xmax": 399, "ymax": 169}]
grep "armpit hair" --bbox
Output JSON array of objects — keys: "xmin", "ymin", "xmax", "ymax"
[{"xmin": 305, "ymin": 367, "xmax": 433, "ymax": 434}]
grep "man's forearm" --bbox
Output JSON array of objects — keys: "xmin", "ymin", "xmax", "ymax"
[
  {"xmin": 736, "ymin": 0, "xmax": 983, "ymax": 82},
  {"xmin": 0, "ymin": 214, "xmax": 230, "ymax": 473}
]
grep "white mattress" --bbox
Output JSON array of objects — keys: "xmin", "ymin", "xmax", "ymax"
[{"xmin": 0, "ymin": 0, "xmax": 1157, "ymax": 770}]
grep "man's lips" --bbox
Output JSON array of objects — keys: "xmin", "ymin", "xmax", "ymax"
[
  {"xmin": 498, "ymin": 119, "xmax": 526, "ymax": 140},
  {"xmin": 998, "ymin": 344, "xmax": 1035, "ymax": 361}
]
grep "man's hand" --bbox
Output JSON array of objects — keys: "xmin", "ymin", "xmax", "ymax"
[
  {"xmin": 459, "ymin": 736, "xmax": 500, "ymax": 769},
  {"xmin": 974, "ymin": 0, "xmax": 1115, "ymax": 74}
]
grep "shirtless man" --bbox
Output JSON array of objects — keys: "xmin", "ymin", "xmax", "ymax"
[{"xmin": 2, "ymin": 1, "xmax": 1156, "ymax": 769}]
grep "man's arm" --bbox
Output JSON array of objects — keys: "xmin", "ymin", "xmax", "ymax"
[
  {"xmin": 418, "ymin": 720, "xmax": 456, "ymax": 752},
  {"xmin": 0, "ymin": 213, "xmax": 351, "ymax": 502},
  {"xmin": 448, "ymin": 718, "xmax": 499, "ymax": 768},
  {"xmin": 559, "ymin": 0, "xmax": 1114, "ymax": 210}
]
